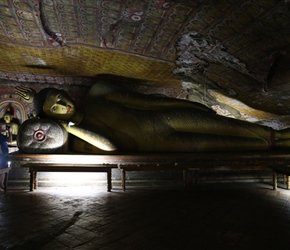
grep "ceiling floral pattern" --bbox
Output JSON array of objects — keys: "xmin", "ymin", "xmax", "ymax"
[{"xmin": 38, "ymin": 0, "xmax": 193, "ymax": 61}]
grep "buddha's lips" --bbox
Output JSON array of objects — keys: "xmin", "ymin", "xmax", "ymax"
[{"xmin": 67, "ymin": 106, "xmax": 71, "ymax": 113}]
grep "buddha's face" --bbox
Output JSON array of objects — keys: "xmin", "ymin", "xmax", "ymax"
[
  {"xmin": 3, "ymin": 114, "xmax": 12, "ymax": 123},
  {"xmin": 43, "ymin": 89, "xmax": 75, "ymax": 121}
]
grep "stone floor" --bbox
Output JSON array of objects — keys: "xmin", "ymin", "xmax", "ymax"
[{"xmin": 1, "ymin": 182, "xmax": 290, "ymax": 250}]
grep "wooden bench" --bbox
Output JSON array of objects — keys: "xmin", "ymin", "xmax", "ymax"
[
  {"xmin": 0, "ymin": 167, "xmax": 10, "ymax": 194},
  {"xmin": 8, "ymin": 152, "xmax": 290, "ymax": 192},
  {"xmin": 8, "ymin": 154, "xmax": 118, "ymax": 192},
  {"xmin": 118, "ymin": 163, "xmax": 283, "ymax": 191},
  {"xmin": 23, "ymin": 164, "xmax": 116, "ymax": 192}
]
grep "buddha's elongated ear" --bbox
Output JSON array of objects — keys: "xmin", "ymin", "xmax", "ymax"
[{"xmin": 15, "ymin": 85, "xmax": 36, "ymax": 104}]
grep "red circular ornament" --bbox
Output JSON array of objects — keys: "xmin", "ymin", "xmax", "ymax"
[{"xmin": 33, "ymin": 130, "xmax": 46, "ymax": 141}]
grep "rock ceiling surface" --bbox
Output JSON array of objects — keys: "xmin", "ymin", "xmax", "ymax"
[{"xmin": 0, "ymin": 0, "xmax": 290, "ymax": 128}]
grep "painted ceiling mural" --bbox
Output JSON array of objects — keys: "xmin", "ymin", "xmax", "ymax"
[{"xmin": 0, "ymin": 0, "xmax": 290, "ymax": 129}]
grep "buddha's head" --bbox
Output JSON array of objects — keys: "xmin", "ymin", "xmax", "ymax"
[
  {"xmin": 3, "ymin": 109, "xmax": 13, "ymax": 124},
  {"xmin": 35, "ymin": 88, "xmax": 76, "ymax": 121}
]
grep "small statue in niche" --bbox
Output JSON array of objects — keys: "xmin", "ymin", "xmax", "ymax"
[
  {"xmin": 0, "ymin": 107, "xmax": 20, "ymax": 146},
  {"xmin": 15, "ymin": 80, "xmax": 290, "ymax": 154}
]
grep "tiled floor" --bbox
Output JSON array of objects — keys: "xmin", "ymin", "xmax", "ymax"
[{"xmin": 1, "ymin": 182, "xmax": 290, "ymax": 250}]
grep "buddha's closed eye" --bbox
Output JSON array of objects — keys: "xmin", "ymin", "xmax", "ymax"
[{"xmin": 52, "ymin": 106, "xmax": 57, "ymax": 112}]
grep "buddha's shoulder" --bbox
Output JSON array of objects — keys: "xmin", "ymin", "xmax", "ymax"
[{"xmin": 88, "ymin": 81, "xmax": 121, "ymax": 96}]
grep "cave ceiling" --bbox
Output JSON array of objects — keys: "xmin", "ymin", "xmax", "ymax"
[{"xmin": 0, "ymin": 0, "xmax": 290, "ymax": 128}]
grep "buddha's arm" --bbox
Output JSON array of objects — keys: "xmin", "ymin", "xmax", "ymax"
[
  {"xmin": 88, "ymin": 81, "xmax": 214, "ymax": 112},
  {"xmin": 105, "ymin": 91, "xmax": 214, "ymax": 112},
  {"xmin": 61, "ymin": 123, "xmax": 117, "ymax": 151}
]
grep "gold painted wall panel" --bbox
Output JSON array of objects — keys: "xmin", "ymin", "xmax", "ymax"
[{"xmin": 0, "ymin": 43, "xmax": 180, "ymax": 86}]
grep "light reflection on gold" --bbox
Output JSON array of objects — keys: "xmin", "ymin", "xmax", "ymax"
[{"xmin": 209, "ymin": 89, "xmax": 279, "ymax": 120}]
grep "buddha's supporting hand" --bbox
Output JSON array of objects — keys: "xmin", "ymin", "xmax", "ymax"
[
  {"xmin": 61, "ymin": 122, "xmax": 117, "ymax": 151},
  {"xmin": 15, "ymin": 86, "xmax": 36, "ymax": 103}
]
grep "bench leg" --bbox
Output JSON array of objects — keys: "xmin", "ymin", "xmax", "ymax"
[
  {"xmin": 183, "ymin": 170, "xmax": 189, "ymax": 187},
  {"xmin": 272, "ymin": 170, "xmax": 277, "ymax": 190},
  {"xmin": 287, "ymin": 176, "xmax": 290, "ymax": 190},
  {"xmin": 29, "ymin": 170, "xmax": 33, "ymax": 191},
  {"xmin": 34, "ymin": 172, "xmax": 38, "ymax": 190},
  {"xmin": 4, "ymin": 172, "xmax": 8, "ymax": 194},
  {"xmin": 107, "ymin": 169, "xmax": 112, "ymax": 192},
  {"xmin": 121, "ymin": 169, "xmax": 126, "ymax": 191},
  {"xmin": 183, "ymin": 169, "xmax": 199, "ymax": 187},
  {"xmin": 30, "ymin": 171, "xmax": 38, "ymax": 191}
]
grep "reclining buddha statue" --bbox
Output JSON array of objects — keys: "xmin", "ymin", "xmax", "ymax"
[{"xmin": 15, "ymin": 79, "xmax": 290, "ymax": 154}]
